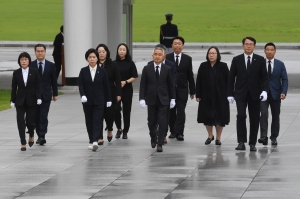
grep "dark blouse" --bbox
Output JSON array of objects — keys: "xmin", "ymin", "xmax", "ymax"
[
  {"xmin": 101, "ymin": 61, "xmax": 122, "ymax": 99},
  {"xmin": 114, "ymin": 60, "xmax": 138, "ymax": 92}
]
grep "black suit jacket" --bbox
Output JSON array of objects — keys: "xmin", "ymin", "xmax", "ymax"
[
  {"xmin": 78, "ymin": 65, "xmax": 111, "ymax": 105},
  {"xmin": 148, "ymin": 59, "xmax": 177, "ymax": 87},
  {"xmin": 52, "ymin": 32, "xmax": 64, "ymax": 58},
  {"xmin": 227, "ymin": 53, "xmax": 268, "ymax": 101},
  {"xmin": 166, "ymin": 53, "xmax": 195, "ymax": 101},
  {"xmin": 139, "ymin": 63, "xmax": 175, "ymax": 106},
  {"xmin": 30, "ymin": 60, "xmax": 58, "ymax": 102},
  {"xmin": 11, "ymin": 67, "xmax": 41, "ymax": 106}
]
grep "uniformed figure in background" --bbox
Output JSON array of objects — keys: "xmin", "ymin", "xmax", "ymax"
[{"xmin": 160, "ymin": 14, "xmax": 178, "ymax": 53}]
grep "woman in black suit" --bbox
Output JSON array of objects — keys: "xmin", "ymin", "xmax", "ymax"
[
  {"xmin": 78, "ymin": 48, "xmax": 112, "ymax": 151},
  {"xmin": 114, "ymin": 43, "xmax": 138, "ymax": 139},
  {"xmin": 96, "ymin": 44, "xmax": 121, "ymax": 144},
  {"xmin": 11, "ymin": 52, "xmax": 42, "ymax": 151},
  {"xmin": 196, "ymin": 46, "xmax": 230, "ymax": 145}
]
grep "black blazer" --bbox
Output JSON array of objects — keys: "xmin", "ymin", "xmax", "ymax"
[
  {"xmin": 11, "ymin": 67, "xmax": 41, "ymax": 106},
  {"xmin": 196, "ymin": 61, "xmax": 230, "ymax": 124},
  {"xmin": 102, "ymin": 61, "xmax": 121, "ymax": 101},
  {"xmin": 166, "ymin": 53, "xmax": 195, "ymax": 101},
  {"xmin": 30, "ymin": 60, "xmax": 58, "ymax": 102},
  {"xmin": 52, "ymin": 32, "xmax": 64, "ymax": 58},
  {"xmin": 139, "ymin": 63, "xmax": 175, "ymax": 106},
  {"xmin": 78, "ymin": 65, "xmax": 111, "ymax": 105},
  {"xmin": 227, "ymin": 53, "xmax": 268, "ymax": 101}
]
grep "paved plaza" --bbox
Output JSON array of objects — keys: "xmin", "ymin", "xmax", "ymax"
[{"xmin": 0, "ymin": 43, "xmax": 300, "ymax": 198}]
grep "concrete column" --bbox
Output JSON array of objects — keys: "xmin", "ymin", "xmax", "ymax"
[
  {"xmin": 92, "ymin": 0, "xmax": 107, "ymax": 47},
  {"xmin": 64, "ymin": 0, "xmax": 93, "ymax": 85},
  {"xmin": 107, "ymin": 0, "xmax": 123, "ymax": 55}
]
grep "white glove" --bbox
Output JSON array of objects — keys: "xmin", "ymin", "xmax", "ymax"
[
  {"xmin": 37, "ymin": 99, "xmax": 42, "ymax": 105},
  {"xmin": 140, "ymin": 100, "xmax": 146, "ymax": 109},
  {"xmin": 260, "ymin": 91, "xmax": 268, "ymax": 101},
  {"xmin": 227, "ymin": 96, "xmax": 234, "ymax": 104},
  {"xmin": 10, "ymin": 102, "xmax": 15, "ymax": 108},
  {"xmin": 106, "ymin": 101, "xmax": 112, "ymax": 107},
  {"xmin": 81, "ymin": 96, "xmax": 87, "ymax": 103},
  {"xmin": 170, "ymin": 99, "xmax": 176, "ymax": 109}
]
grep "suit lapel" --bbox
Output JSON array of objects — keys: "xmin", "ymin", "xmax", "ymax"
[{"xmin": 17, "ymin": 69, "xmax": 26, "ymax": 87}]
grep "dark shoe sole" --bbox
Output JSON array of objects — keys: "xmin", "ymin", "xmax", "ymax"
[{"xmin": 39, "ymin": 140, "xmax": 46, "ymax": 145}]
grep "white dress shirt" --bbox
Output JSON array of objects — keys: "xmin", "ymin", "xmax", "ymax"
[
  {"xmin": 153, "ymin": 63, "xmax": 162, "ymax": 74},
  {"xmin": 22, "ymin": 67, "xmax": 29, "ymax": 86},
  {"xmin": 174, "ymin": 52, "xmax": 182, "ymax": 65},
  {"xmin": 266, "ymin": 58, "xmax": 274, "ymax": 74},
  {"xmin": 89, "ymin": 65, "xmax": 96, "ymax": 81},
  {"xmin": 36, "ymin": 59, "xmax": 45, "ymax": 74},
  {"xmin": 244, "ymin": 53, "xmax": 253, "ymax": 68}
]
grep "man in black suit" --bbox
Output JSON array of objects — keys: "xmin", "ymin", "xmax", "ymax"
[
  {"xmin": 52, "ymin": 25, "xmax": 64, "ymax": 79},
  {"xmin": 227, "ymin": 37, "xmax": 269, "ymax": 151},
  {"xmin": 166, "ymin": 36, "xmax": 196, "ymax": 141},
  {"xmin": 160, "ymin": 14, "xmax": 178, "ymax": 53},
  {"xmin": 139, "ymin": 46, "xmax": 176, "ymax": 152},
  {"xmin": 30, "ymin": 44, "xmax": 58, "ymax": 145}
]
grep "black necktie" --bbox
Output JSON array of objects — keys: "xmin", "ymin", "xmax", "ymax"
[
  {"xmin": 156, "ymin": 65, "xmax": 159, "ymax": 81},
  {"xmin": 38, "ymin": 62, "xmax": 43, "ymax": 77},
  {"xmin": 247, "ymin": 56, "xmax": 251, "ymax": 71},
  {"xmin": 175, "ymin": 55, "xmax": 179, "ymax": 67},
  {"xmin": 268, "ymin": 60, "xmax": 272, "ymax": 77}
]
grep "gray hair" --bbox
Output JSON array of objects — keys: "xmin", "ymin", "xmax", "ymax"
[{"xmin": 153, "ymin": 46, "xmax": 165, "ymax": 54}]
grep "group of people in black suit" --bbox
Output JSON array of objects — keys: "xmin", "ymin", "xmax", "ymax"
[{"xmin": 11, "ymin": 44, "xmax": 58, "ymax": 151}]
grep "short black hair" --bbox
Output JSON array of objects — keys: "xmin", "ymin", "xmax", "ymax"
[
  {"xmin": 242, "ymin": 37, "xmax": 256, "ymax": 45},
  {"xmin": 34, "ymin": 43, "xmax": 46, "ymax": 51},
  {"xmin": 96, "ymin": 43, "xmax": 112, "ymax": 63},
  {"xmin": 264, "ymin": 42, "xmax": 276, "ymax": 49},
  {"xmin": 115, "ymin": 43, "xmax": 132, "ymax": 62},
  {"xmin": 60, "ymin": 25, "xmax": 63, "ymax": 32},
  {"xmin": 85, "ymin": 48, "xmax": 99, "ymax": 63},
  {"xmin": 18, "ymin": 52, "xmax": 31, "ymax": 67},
  {"xmin": 172, "ymin": 36, "xmax": 185, "ymax": 45},
  {"xmin": 206, "ymin": 46, "xmax": 221, "ymax": 62}
]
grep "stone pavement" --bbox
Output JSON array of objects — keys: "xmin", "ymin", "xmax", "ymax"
[{"xmin": 0, "ymin": 90, "xmax": 300, "ymax": 198}]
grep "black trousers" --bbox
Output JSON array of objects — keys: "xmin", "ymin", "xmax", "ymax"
[
  {"xmin": 16, "ymin": 101, "xmax": 36, "ymax": 145},
  {"xmin": 115, "ymin": 90, "xmax": 133, "ymax": 133},
  {"xmin": 148, "ymin": 99, "xmax": 168, "ymax": 145},
  {"xmin": 172, "ymin": 92, "xmax": 187, "ymax": 137},
  {"xmin": 100, "ymin": 100, "xmax": 117, "ymax": 139},
  {"xmin": 53, "ymin": 56, "xmax": 62, "ymax": 79},
  {"xmin": 260, "ymin": 93, "xmax": 281, "ymax": 139},
  {"xmin": 236, "ymin": 92, "xmax": 260, "ymax": 145},
  {"xmin": 35, "ymin": 100, "xmax": 51, "ymax": 138},
  {"xmin": 83, "ymin": 103, "xmax": 104, "ymax": 144}
]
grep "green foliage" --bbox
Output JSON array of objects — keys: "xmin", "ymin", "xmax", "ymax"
[{"xmin": 0, "ymin": 0, "xmax": 299, "ymax": 42}]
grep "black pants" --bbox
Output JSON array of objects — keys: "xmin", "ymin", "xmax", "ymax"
[
  {"xmin": 83, "ymin": 103, "xmax": 104, "ymax": 144},
  {"xmin": 100, "ymin": 100, "xmax": 117, "ymax": 139},
  {"xmin": 35, "ymin": 100, "xmax": 51, "ymax": 138},
  {"xmin": 260, "ymin": 93, "xmax": 281, "ymax": 139},
  {"xmin": 148, "ymin": 99, "xmax": 168, "ymax": 145},
  {"xmin": 53, "ymin": 56, "xmax": 62, "ymax": 79},
  {"xmin": 172, "ymin": 93, "xmax": 187, "ymax": 137},
  {"xmin": 115, "ymin": 90, "xmax": 133, "ymax": 133},
  {"xmin": 16, "ymin": 101, "xmax": 35, "ymax": 145},
  {"xmin": 236, "ymin": 92, "xmax": 260, "ymax": 145}
]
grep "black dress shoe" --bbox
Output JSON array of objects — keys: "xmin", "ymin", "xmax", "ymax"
[
  {"xmin": 98, "ymin": 140, "xmax": 104, "ymax": 145},
  {"xmin": 176, "ymin": 135, "xmax": 184, "ymax": 141},
  {"xmin": 271, "ymin": 139, "xmax": 278, "ymax": 146},
  {"xmin": 205, "ymin": 136, "xmax": 214, "ymax": 145},
  {"xmin": 215, "ymin": 140, "xmax": 222, "ymax": 145},
  {"xmin": 21, "ymin": 147, "xmax": 26, "ymax": 151},
  {"xmin": 115, "ymin": 129, "xmax": 122, "ymax": 139},
  {"xmin": 235, "ymin": 142, "xmax": 246, "ymax": 150},
  {"xmin": 36, "ymin": 137, "xmax": 41, "ymax": 144},
  {"xmin": 168, "ymin": 134, "xmax": 176, "ymax": 139},
  {"xmin": 151, "ymin": 136, "xmax": 157, "ymax": 148},
  {"xmin": 39, "ymin": 137, "xmax": 46, "ymax": 145},
  {"xmin": 122, "ymin": 132, "xmax": 128, "ymax": 139},
  {"xmin": 157, "ymin": 144, "xmax": 163, "ymax": 152},
  {"xmin": 28, "ymin": 137, "xmax": 34, "ymax": 147},
  {"xmin": 107, "ymin": 132, "xmax": 113, "ymax": 142},
  {"xmin": 250, "ymin": 145, "xmax": 257, "ymax": 151},
  {"xmin": 258, "ymin": 137, "xmax": 268, "ymax": 145}
]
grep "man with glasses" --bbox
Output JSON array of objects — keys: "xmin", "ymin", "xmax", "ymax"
[
  {"xmin": 227, "ymin": 37, "xmax": 268, "ymax": 151},
  {"xmin": 30, "ymin": 44, "xmax": 58, "ymax": 145}
]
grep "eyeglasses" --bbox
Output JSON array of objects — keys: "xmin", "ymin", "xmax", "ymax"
[{"xmin": 208, "ymin": 52, "xmax": 217, "ymax": 55}]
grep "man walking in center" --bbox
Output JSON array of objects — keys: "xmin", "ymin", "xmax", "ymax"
[
  {"xmin": 258, "ymin": 42, "xmax": 288, "ymax": 146},
  {"xmin": 227, "ymin": 37, "xmax": 269, "ymax": 152},
  {"xmin": 30, "ymin": 44, "xmax": 58, "ymax": 145}
]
